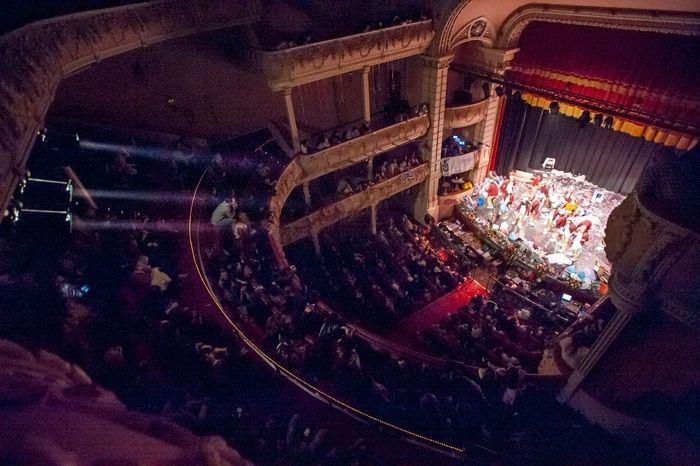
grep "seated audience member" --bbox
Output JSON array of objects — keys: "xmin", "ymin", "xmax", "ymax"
[
  {"xmin": 211, "ymin": 195, "xmax": 237, "ymax": 226},
  {"xmin": 330, "ymin": 132, "xmax": 343, "ymax": 146},
  {"xmin": 300, "ymin": 140, "xmax": 309, "ymax": 155},
  {"xmin": 359, "ymin": 121, "xmax": 371, "ymax": 135},
  {"xmin": 316, "ymin": 134, "xmax": 330, "ymax": 150}
]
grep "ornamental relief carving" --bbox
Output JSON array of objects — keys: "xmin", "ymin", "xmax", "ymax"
[
  {"xmin": 259, "ymin": 20, "xmax": 434, "ymax": 90},
  {"xmin": 280, "ymin": 164, "xmax": 428, "ymax": 246},
  {"xmin": 605, "ymin": 193, "xmax": 700, "ymax": 324},
  {"xmin": 498, "ymin": 6, "xmax": 700, "ymax": 48},
  {"xmin": 298, "ymin": 115, "xmax": 429, "ymax": 181},
  {"xmin": 444, "ymin": 99, "xmax": 489, "ymax": 129}
]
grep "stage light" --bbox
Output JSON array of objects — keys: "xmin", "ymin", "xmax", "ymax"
[
  {"xmin": 603, "ymin": 116, "xmax": 614, "ymax": 129},
  {"xmin": 549, "ymin": 101, "xmax": 559, "ymax": 114},
  {"xmin": 593, "ymin": 113, "xmax": 604, "ymax": 126},
  {"xmin": 495, "ymin": 85, "xmax": 505, "ymax": 97}
]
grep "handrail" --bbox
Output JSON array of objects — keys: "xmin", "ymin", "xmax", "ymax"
[
  {"xmin": 298, "ymin": 115, "xmax": 430, "ymax": 183},
  {"xmin": 250, "ymin": 19, "xmax": 433, "ymax": 55}
]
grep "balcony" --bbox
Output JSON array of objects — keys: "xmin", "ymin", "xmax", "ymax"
[
  {"xmin": 280, "ymin": 163, "xmax": 429, "ymax": 246},
  {"xmin": 443, "ymin": 99, "xmax": 490, "ymax": 129},
  {"xmin": 297, "ymin": 115, "xmax": 429, "ymax": 183},
  {"xmin": 248, "ymin": 20, "xmax": 434, "ymax": 91}
]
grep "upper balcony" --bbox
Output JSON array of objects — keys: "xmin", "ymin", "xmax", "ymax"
[
  {"xmin": 281, "ymin": 163, "xmax": 429, "ymax": 246},
  {"xmin": 297, "ymin": 115, "xmax": 429, "ymax": 183},
  {"xmin": 248, "ymin": 20, "xmax": 434, "ymax": 91},
  {"xmin": 444, "ymin": 98, "xmax": 490, "ymax": 129}
]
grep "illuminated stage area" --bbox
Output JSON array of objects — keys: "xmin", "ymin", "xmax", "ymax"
[{"xmin": 460, "ymin": 170, "xmax": 623, "ymax": 292}]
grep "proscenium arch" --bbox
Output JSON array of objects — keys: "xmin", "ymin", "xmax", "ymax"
[
  {"xmin": 498, "ymin": 4, "xmax": 700, "ymax": 48},
  {"xmin": 0, "ymin": 0, "xmax": 262, "ymax": 215}
]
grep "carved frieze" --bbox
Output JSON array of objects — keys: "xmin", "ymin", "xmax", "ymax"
[
  {"xmin": 297, "ymin": 115, "xmax": 430, "ymax": 182},
  {"xmin": 605, "ymin": 193, "xmax": 700, "ymax": 326},
  {"xmin": 280, "ymin": 164, "xmax": 429, "ymax": 245},
  {"xmin": 252, "ymin": 20, "xmax": 434, "ymax": 91},
  {"xmin": 443, "ymin": 98, "xmax": 489, "ymax": 129}
]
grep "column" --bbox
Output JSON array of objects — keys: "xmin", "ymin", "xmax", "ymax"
[
  {"xmin": 311, "ymin": 229, "xmax": 321, "ymax": 257},
  {"xmin": 282, "ymin": 87, "xmax": 301, "ymax": 153},
  {"xmin": 413, "ymin": 54, "xmax": 453, "ymax": 223},
  {"xmin": 557, "ymin": 306, "xmax": 634, "ymax": 403},
  {"xmin": 361, "ymin": 66, "xmax": 371, "ymax": 123},
  {"xmin": 370, "ymin": 203, "xmax": 377, "ymax": 235},
  {"xmin": 472, "ymin": 47, "xmax": 519, "ymax": 184},
  {"xmin": 302, "ymin": 182, "xmax": 311, "ymax": 209},
  {"xmin": 367, "ymin": 157, "xmax": 373, "ymax": 182}
]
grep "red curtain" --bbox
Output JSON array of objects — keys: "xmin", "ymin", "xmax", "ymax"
[{"xmin": 507, "ymin": 22, "xmax": 700, "ymax": 129}]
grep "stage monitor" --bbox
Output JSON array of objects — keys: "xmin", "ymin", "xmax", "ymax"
[
  {"xmin": 543, "ymin": 157, "xmax": 556, "ymax": 170},
  {"xmin": 561, "ymin": 293, "xmax": 573, "ymax": 302}
]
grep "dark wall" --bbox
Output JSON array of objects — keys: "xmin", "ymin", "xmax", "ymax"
[{"xmin": 495, "ymin": 99, "xmax": 661, "ymax": 193}]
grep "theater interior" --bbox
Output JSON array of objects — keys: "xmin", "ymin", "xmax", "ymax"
[{"xmin": 1, "ymin": 1, "xmax": 699, "ymax": 465}]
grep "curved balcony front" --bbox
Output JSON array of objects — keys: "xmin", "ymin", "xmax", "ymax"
[
  {"xmin": 297, "ymin": 115, "xmax": 429, "ymax": 183},
  {"xmin": 249, "ymin": 20, "xmax": 434, "ymax": 91},
  {"xmin": 443, "ymin": 98, "xmax": 490, "ymax": 129},
  {"xmin": 281, "ymin": 163, "xmax": 429, "ymax": 246}
]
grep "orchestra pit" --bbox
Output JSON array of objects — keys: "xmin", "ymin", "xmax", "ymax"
[{"xmin": 1, "ymin": 1, "xmax": 700, "ymax": 465}]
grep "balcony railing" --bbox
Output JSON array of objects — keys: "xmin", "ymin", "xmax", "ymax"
[
  {"xmin": 280, "ymin": 163, "xmax": 429, "ymax": 245},
  {"xmin": 443, "ymin": 98, "xmax": 490, "ymax": 129},
  {"xmin": 248, "ymin": 20, "xmax": 434, "ymax": 91},
  {"xmin": 298, "ymin": 114, "xmax": 429, "ymax": 183}
]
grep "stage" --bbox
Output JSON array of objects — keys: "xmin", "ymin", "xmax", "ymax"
[{"xmin": 459, "ymin": 170, "xmax": 622, "ymax": 292}]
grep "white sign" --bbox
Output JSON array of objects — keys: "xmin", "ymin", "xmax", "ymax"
[{"xmin": 441, "ymin": 151, "xmax": 476, "ymax": 176}]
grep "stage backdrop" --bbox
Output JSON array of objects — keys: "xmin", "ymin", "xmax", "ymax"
[{"xmin": 494, "ymin": 99, "xmax": 664, "ymax": 193}]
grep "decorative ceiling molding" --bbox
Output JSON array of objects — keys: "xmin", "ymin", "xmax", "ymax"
[
  {"xmin": 0, "ymin": 0, "xmax": 262, "ymax": 215},
  {"xmin": 448, "ymin": 15, "xmax": 496, "ymax": 50},
  {"xmin": 498, "ymin": 4, "xmax": 700, "ymax": 48}
]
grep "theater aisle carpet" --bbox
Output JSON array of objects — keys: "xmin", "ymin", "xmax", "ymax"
[{"xmin": 385, "ymin": 278, "xmax": 487, "ymax": 349}]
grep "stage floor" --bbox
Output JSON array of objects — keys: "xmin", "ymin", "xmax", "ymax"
[{"xmin": 467, "ymin": 170, "xmax": 623, "ymax": 287}]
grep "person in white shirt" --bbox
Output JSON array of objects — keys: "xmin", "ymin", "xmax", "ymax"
[{"xmin": 210, "ymin": 196, "xmax": 237, "ymax": 226}]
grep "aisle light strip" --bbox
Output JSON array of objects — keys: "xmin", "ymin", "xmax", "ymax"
[{"xmin": 187, "ymin": 170, "xmax": 465, "ymax": 455}]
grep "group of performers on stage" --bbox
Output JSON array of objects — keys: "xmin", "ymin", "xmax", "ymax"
[{"xmin": 475, "ymin": 172, "xmax": 601, "ymax": 259}]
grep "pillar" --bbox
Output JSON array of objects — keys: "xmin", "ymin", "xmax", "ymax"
[
  {"xmin": 413, "ymin": 54, "xmax": 453, "ymax": 223},
  {"xmin": 302, "ymin": 182, "xmax": 311, "ymax": 208},
  {"xmin": 361, "ymin": 66, "xmax": 371, "ymax": 123},
  {"xmin": 557, "ymin": 304, "xmax": 635, "ymax": 403},
  {"xmin": 311, "ymin": 229, "xmax": 321, "ymax": 257},
  {"xmin": 367, "ymin": 157, "xmax": 373, "ymax": 182},
  {"xmin": 370, "ymin": 203, "xmax": 377, "ymax": 235},
  {"xmin": 472, "ymin": 47, "xmax": 519, "ymax": 184},
  {"xmin": 282, "ymin": 87, "xmax": 301, "ymax": 153}
]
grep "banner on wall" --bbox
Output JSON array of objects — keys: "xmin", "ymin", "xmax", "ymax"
[{"xmin": 441, "ymin": 152, "xmax": 476, "ymax": 176}]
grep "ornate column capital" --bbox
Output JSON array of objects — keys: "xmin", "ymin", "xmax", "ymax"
[
  {"xmin": 419, "ymin": 54, "xmax": 454, "ymax": 70},
  {"xmin": 478, "ymin": 47, "xmax": 520, "ymax": 75}
]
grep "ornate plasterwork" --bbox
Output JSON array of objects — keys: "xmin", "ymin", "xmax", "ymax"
[
  {"xmin": 252, "ymin": 20, "xmax": 434, "ymax": 91},
  {"xmin": 280, "ymin": 164, "xmax": 429, "ymax": 246},
  {"xmin": 448, "ymin": 16, "xmax": 496, "ymax": 49},
  {"xmin": 498, "ymin": 5, "xmax": 700, "ymax": 48},
  {"xmin": 443, "ymin": 98, "xmax": 489, "ymax": 129},
  {"xmin": 297, "ymin": 115, "xmax": 430, "ymax": 183},
  {"xmin": 604, "ymin": 193, "xmax": 700, "ymax": 326},
  {"xmin": 0, "ymin": 0, "xmax": 262, "ymax": 216}
]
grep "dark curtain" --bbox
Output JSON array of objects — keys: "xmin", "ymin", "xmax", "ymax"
[{"xmin": 495, "ymin": 99, "xmax": 660, "ymax": 193}]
